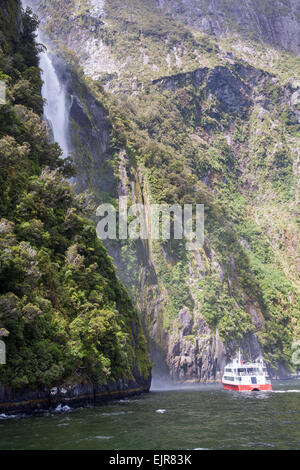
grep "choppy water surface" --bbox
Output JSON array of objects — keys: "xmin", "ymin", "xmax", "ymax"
[{"xmin": 1, "ymin": 380, "xmax": 300, "ymax": 450}]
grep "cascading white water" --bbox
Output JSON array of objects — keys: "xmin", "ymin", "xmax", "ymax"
[
  {"xmin": 39, "ymin": 48, "xmax": 70, "ymax": 159},
  {"xmin": 22, "ymin": 0, "xmax": 71, "ymax": 158}
]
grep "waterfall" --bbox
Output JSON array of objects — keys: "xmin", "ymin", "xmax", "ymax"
[
  {"xmin": 22, "ymin": 0, "xmax": 71, "ymax": 159},
  {"xmin": 39, "ymin": 48, "xmax": 71, "ymax": 159}
]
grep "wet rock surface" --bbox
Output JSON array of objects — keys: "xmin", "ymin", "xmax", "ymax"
[{"xmin": 0, "ymin": 373, "xmax": 151, "ymax": 415}]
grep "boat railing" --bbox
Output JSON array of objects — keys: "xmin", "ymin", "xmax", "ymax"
[{"xmin": 224, "ymin": 369, "xmax": 266, "ymax": 377}]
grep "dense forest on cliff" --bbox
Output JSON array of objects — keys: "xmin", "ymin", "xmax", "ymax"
[
  {"xmin": 0, "ymin": 0, "xmax": 299, "ymax": 391},
  {"xmin": 0, "ymin": 0, "xmax": 151, "ymax": 392},
  {"xmin": 26, "ymin": 0, "xmax": 300, "ymax": 380}
]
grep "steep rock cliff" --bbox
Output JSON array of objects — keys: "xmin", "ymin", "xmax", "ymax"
[
  {"xmin": 27, "ymin": 0, "xmax": 300, "ymax": 381},
  {"xmin": 157, "ymin": 0, "xmax": 300, "ymax": 55}
]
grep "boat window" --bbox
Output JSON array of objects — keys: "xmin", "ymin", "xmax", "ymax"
[
  {"xmin": 224, "ymin": 376, "xmax": 235, "ymax": 381},
  {"xmin": 238, "ymin": 367, "xmax": 261, "ymax": 375},
  {"xmin": 225, "ymin": 368, "xmax": 232, "ymax": 373}
]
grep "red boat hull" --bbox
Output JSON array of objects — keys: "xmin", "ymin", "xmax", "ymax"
[{"xmin": 222, "ymin": 382, "xmax": 273, "ymax": 392}]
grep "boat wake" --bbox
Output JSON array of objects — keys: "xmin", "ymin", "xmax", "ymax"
[{"xmin": 0, "ymin": 413, "xmax": 18, "ymax": 420}]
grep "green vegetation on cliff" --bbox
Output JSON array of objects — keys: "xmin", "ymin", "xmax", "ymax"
[
  {"xmin": 67, "ymin": 61, "xmax": 300, "ymax": 370},
  {"xmin": 27, "ymin": 0, "xmax": 300, "ymax": 377},
  {"xmin": 0, "ymin": 1, "xmax": 151, "ymax": 391}
]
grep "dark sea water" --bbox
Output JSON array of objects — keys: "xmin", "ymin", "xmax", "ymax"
[{"xmin": 1, "ymin": 380, "xmax": 300, "ymax": 450}]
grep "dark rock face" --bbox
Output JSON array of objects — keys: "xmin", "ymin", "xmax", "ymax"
[
  {"xmin": 58, "ymin": 65, "xmax": 116, "ymax": 198},
  {"xmin": 167, "ymin": 311, "xmax": 227, "ymax": 382},
  {"xmin": 153, "ymin": 65, "xmax": 264, "ymax": 116},
  {"xmin": 157, "ymin": 0, "xmax": 300, "ymax": 54},
  {"xmin": 69, "ymin": 91, "xmax": 115, "ymax": 196},
  {"xmin": 179, "ymin": 307, "xmax": 193, "ymax": 336},
  {"xmin": 206, "ymin": 67, "xmax": 252, "ymax": 113},
  {"xmin": 0, "ymin": 385, "xmax": 51, "ymax": 415},
  {"xmin": 0, "ymin": 373, "xmax": 151, "ymax": 415}
]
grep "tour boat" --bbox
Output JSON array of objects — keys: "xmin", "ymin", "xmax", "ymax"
[{"xmin": 222, "ymin": 351, "xmax": 272, "ymax": 392}]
